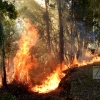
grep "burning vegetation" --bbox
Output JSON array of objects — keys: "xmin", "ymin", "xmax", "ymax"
[
  {"xmin": 0, "ymin": 0, "xmax": 100, "ymax": 100},
  {"xmin": 0, "ymin": 19, "xmax": 64, "ymax": 94},
  {"xmin": 0, "ymin": 18, "xmax": 100, "ymax": 96}
]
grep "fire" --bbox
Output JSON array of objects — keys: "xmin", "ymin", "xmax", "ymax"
[
  {"xmin": 13, "ymin": 18, "xmax": 38, "ymax": 84},
  {"xmin": 1, "ymin": 18, "xmax": 100, "ymax": 94},
  {"xmin": 12, "ymin": 18, "xmax": 64, "ymax": 93},
  {"xmin": 31, "ymin": 67, "xmax": 63, "ymax": 93}
]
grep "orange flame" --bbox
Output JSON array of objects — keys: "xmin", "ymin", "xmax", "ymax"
[
  {"xmin": 12, "ymin": 18, "xmax": 64, "ymax": 93},
  {"xmin": 31, "ymin": 67, "xmax": 63, "ymax": 93},
  {"xmin": 13, "ymin": 18, "xmax": 38, "ymax": 84},
  {"xmin": 1, "ymin": 18, "xmax": 100, "ymax": 94}
]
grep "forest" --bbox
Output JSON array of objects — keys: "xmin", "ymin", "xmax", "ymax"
[{"xmin": 0, "ymin": 0, "xmax": 100, "ymax": 100}]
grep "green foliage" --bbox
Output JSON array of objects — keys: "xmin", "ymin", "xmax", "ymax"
[
  {"xmin": 72, "ymin": 0, "xmax": 100, "ymax": 28},
  {"xmin": 0, "ymin": 0, "xmax": 17, "ymax": 19},
  {"xmin": 0, "ymin": 0, "xmax": 17, "ymax": 47},
  {"xmin": 3, "ymin": 92, "xmax": 16, "ymax": 100},
  {"xmin": 0, "ymin": 0, "xmax": 18, "ymax": 53},
  {"xmin": 3, "ymin": 20, "xmax": 19, "ymax": 58},
  {"xmin": 70, "ymin": 0, "xmax": 100, "ymax": 42}
]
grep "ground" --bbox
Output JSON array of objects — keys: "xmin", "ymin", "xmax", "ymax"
[
  {"xmin": 0, "ymin": 63, "xmax": 100, "ymax": 100},
  {"xmin": 69, "ymin": 64, "xmax": 100, "ymax": 100}
]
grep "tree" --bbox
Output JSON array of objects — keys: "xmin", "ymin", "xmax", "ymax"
[
  {"xmin": 0, "ymin": 0, "xmax": 17, "ymax": 87},
  {"xmin": 71, "ymin": 0, "xmax": 100, "ymax": 31},
  {"xmin": 45, "ymin": 0, "xmax": 51, "ymax": 54},
  {"xmin": 57, "ymin": 0, "xmax": 64, "ymax": 68}
]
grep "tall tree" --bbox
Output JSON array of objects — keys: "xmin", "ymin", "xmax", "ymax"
[
  {"xmin": 69, "ymin": 0, "xmax": 100, "ymax": 59},
  {"xmin": 71, "ymin": 0, "xmax": 100, "ymax": 29},
  {"xmin": 57, "ymin": 0, "xmax": 64, "ymax": 67},
  {"xmin": 0, "ymin": 23, "xmax": 7, "ymax": 87},
  {"xmin": 0, "ymin": 0, "xmax": 17, "ymax": 87},
  {"xmin": 45, "ymin": 0, "xmax": 51, "ymax": 54}
]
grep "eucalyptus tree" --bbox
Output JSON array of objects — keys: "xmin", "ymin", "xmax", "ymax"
[{"xmin": 0, "ymin": 0, "xmax": 17, "ymax": 87}]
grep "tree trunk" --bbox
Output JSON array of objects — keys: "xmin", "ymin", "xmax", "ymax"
[
  {"xmin": 45, "ymin": 0, "xmax": 51, "ymax": 54},
  {"xmin": 2, "ymin": 40, "xmax": 7, "ymax": 87},
  {"xmin": 70, "ymin": 0, "xmax": 74, "ymax": 62},
  {"xmin": 57, "ymin": 0, "xmax": 64, "ymax": 67},
  {"xmin": 0, "ymin": 23, "xmax": 7, "ymax": 87}
]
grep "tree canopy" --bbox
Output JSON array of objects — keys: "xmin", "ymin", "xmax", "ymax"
[
  {"xmin": 71, "ymin": 0, "xmax": 100, "ymax": 28},
  {"xmin": 0, "ymin": 0, "xmax": 17, "ymax": 87},
  {"xmin": 0, "ymin": 0, "xmax": 17, "ymax": 19}
]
